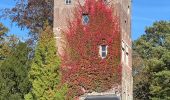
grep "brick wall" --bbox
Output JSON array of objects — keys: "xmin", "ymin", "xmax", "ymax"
[{"xmin": 53, "ymin": 0, "xmax": 132, "ymax": 99}]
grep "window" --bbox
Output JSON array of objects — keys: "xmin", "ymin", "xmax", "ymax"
[
  {"xmin": 82, "ymin": 14, "xmax": 89, "ymax": 25},
  {"xmin": 65, "ymin": 0, "xmax": 71, "ymax": 5},
  {"xmin": 122, "ymin": 41, "xmax": 125, "ymax": 62},
  {"xmin": 99, "ymin": 45, "xmax": 108, "ymax": 59},
  {"xmin": 125, "ymin": 45, "xmax": 129, "ymax": 65},
  {"xmin": 122, "ymin": 41, "xmax": 129, "ymax": 65},
  {"xmin": 127, "ymin": 5, "xmax": 130, "ymax": 14}
]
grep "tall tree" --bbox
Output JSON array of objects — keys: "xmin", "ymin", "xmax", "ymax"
[
  {"xmin": 0, "ymin": 42, "xmax": 31, "ymax": 100},
  {"xmin": 25, "ymin": 22, "xmax": 66, "ymax": 100},
  {"xmin": 1, "ymin": 0, "xmax": 53, "ymax": 36},
  {"xmin": 133, "ymin": 21, "xmax": 170, "ymax": 100}
]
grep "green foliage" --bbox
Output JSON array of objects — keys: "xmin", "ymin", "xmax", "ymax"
[
  {"xmin": 133, "ymin": 21, "xmax": 170, "ymax": 99},
  {"xmin": 0, "ymin": 42, "xmax": 31, "ymax": 100},
  {"xmin": 150, "ymin": 71, "xmax": 170, "ymax": 100},
  {"xmin": 0, "ymin": 23, "xmax": 20, "ymax": 66},
  {"xmin": 0, "ymin": 35, "xmax": 19, "ymax": 65},
  {"xmin": 24, "ymin": 93, "xmax": 33, "ymax": 100},
  {"xmin": 0, "ymin": 23, "xmax": 8, "ymax": 39},
  {"xmin": 54, "ymin": 85, "xmax": 68, "ymax": 100},
  {"xmin": 0, "ymin": 23, "xmax": 8, "ymax": 65},
  {"xmin": 26, "ymin": 23, "xmax": 67, "ymax": 100}
]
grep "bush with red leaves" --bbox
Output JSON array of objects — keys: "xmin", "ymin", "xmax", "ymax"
[{"xmin": 62, "ymin": 0, "xmax": 121, "ymax": 98}]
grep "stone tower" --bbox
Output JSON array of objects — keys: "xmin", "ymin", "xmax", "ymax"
[{"xmin": 53, "ymin": 0, "xmax": 132, "ymax": 100}]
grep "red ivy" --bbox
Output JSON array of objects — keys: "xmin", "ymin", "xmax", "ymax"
[{"xmin": 61, "ymin": 0, "xmax": 121, "ymax": 98}]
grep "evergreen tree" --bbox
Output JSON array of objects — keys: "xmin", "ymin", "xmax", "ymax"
[
  {"xmin": 0, "ymin": 42, "xmax": 31, "ymax": 100},
  {"xmin": 25, "ymin": 23, "xmax": 67, "ymax": 100},
  {"xmin": 133, "ymin": 21, "xmax": 170, "ymax": 100}
]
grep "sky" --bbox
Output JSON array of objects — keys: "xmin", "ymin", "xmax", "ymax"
[
  {"xmin": 0, "ymin": 0, "xmax": 29, "ymax": 41},
  {"xmin": 0, "ymin": 0, "xmax": 170, "ymax": 40},
  {"xmin": 132, "ymin": 0, "xmax": 170, "ymax": 40}
]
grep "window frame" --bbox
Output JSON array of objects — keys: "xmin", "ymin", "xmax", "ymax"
[
  {"xmin": 65, "ymin": 0, "xmax": 71, "ymax": 5},
  {"xmin": 99, "ymin": 45, "xmax": 108, "ymax": 59},
  {"xmin": 82, "ymin": 14, "xmax": 89, "ymax": 25}
]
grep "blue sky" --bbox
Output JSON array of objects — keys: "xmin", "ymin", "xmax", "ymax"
[
  {"xmin": 132, "ymin": 0, "xmax": 170, "ymax": 40},
  {"xmin": 0, "ymin": 0, "xmax": 170, "ymax": 40},
  {"xmin": 0, "ymin": 0, "xmax": 29, "ymax": 41}
]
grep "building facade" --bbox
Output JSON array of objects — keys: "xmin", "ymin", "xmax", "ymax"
[{"xmin": 53, "ymin": 0, "xmax": 132, "ymax": 100}]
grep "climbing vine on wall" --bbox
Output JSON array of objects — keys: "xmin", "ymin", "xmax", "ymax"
[{"xmin": 61, "ymin": 0, "xmax": 121, "ymax": 98}]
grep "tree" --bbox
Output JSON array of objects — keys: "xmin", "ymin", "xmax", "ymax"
[
  {"xmin": 0, "ymin": 23, "xmax": 8, "ymax": 64},
  {"xmin": 132, "ymin": 51, "xmax": 150, "ymax": 100},
  {"xmin": 133, "ymin": 21, "xmax": 170, "ymax": 100},
  {"xmin": 1, "ymin": 0, "xmax": 53, "ymax": 36},
  {"xmin": 0, "ymin": 23, "xmax": 8, "ymax": 39},
  {"xmin": 0, "ymin": 42, "xmax": 31, "ymax": 100},
  {"xmin": 0, "ymin": 23, "xmax": 19, "ymax": 66},
  {"xmin": 25, "ymin": 22, "xmax": 67, "ymax": 100}
]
